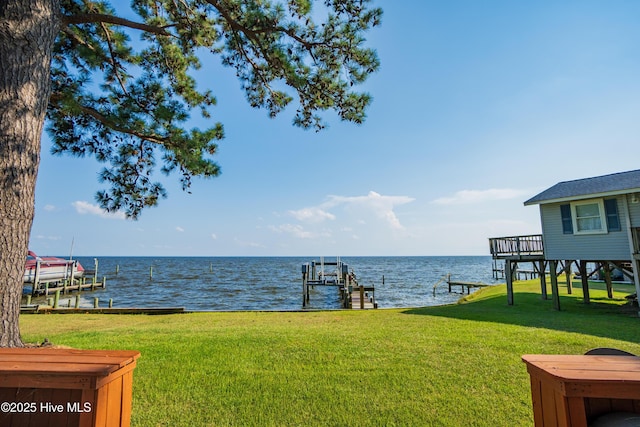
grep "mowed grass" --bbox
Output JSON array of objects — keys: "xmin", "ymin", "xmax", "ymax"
[{"xmin": 19, "ymin": 279, "xmax": 640, "ymax": 426}]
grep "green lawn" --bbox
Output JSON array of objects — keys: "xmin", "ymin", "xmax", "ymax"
[{"xmin": 19, "ymin": 279, "xmax": 640, "ymax": 426}]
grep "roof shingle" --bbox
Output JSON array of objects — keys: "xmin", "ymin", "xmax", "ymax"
[{"xmin": 524, "ymin": 169, "xmax": 640, "ymax": 205}]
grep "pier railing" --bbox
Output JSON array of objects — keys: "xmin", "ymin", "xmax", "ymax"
[{"xmin": 489, "ymin": 234, "xmax": 544, "ymax": 259}]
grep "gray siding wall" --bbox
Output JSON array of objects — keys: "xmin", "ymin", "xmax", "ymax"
[
  {"xmin": 540, "ymin": 195, "xmax": 631, "ymax": 260},
  {"xmin": 627, "ymin": 194, "xmax": 640, "ymax": 228}
]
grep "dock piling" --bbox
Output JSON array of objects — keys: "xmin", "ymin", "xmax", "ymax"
[
  {"xmin": 33, "ymin": 261, "xmax": 41, "ymax": 294},
  {"xmin": 301, "ymin": 263, "xmax": 310, "ymax": 307}
]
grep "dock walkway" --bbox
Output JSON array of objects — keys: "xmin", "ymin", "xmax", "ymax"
[
  {"xmin": 21, "ymin": 306, "xmax": 185, "ymax": 315},
  {"xmin": 432, "ymin": 274, "xmax": 491, "ymax": 295},
  {"xmin": 29, "ymin": 278, "xmax": 107, "ymax": 297},
  {"xmin": 301, "ymin": 257, "xmax": 377, "ymax": 310},
  {"xmin": 447, "ymin": 280, "xmax": 489, "ymax": 294},
  {"xmin": 350, "ymin": 285, "xmax": 376, "ymax": 309}
]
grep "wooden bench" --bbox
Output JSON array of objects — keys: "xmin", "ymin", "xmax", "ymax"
[{"xmin": 0, "ymin": 348, "xmax": 140, "ymax": 427}]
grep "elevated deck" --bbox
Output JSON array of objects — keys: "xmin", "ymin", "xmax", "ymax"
[
  {"xmin": 489, "ymin": 234, "xmax": 544, "ymax": 260},
  {"xmin": 488, "ymin": 233, "xmax": 640, "ymax": 311}
]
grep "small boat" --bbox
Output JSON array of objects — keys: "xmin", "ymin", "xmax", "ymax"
[{"xmin": 23, "ymin": 251, "xmax": 84, "ymax": 284}]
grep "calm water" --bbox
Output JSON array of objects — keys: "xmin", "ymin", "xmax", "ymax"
[{"xmin": 30, "ymin": 256, "xmax": 498, "ymax": 310}]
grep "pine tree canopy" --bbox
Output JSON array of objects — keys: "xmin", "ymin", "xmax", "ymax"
[{"xmin": 49, "ymin": 0, "xmax": 382, "ymax": 218}]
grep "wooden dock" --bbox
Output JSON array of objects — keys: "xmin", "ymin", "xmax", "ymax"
[
  {"xmin": 25, "ymin": 258, "xmax": 107, "ymax": 298},
  {"xmin": 435, "ymin": 274, "xmax": 490, "ymax": 295},
  {"xmin": 301, "ymin": 257, "xmax": 377, "ymax": 309},
  {"xmin": 447, "ymin": 280, "xmax": 490, "ymax": 294},
  {"xmin": 350, "ymin": 285, "xmax": 377, "ymax": 309},
  {"xmin": 23, "ymin": 274, "xmax": 108, "ymax": 310},
  {"xmin": 25, "ymin": 276, "xmax": 106, "ymax": 297},
  {"xmin": 21, "ymin": 306, "xmax": 185, "ymax": 315}
]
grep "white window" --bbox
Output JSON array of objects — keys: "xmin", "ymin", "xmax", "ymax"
[{"xmin": 571, "ymin": 199, "xmax": 606, "ymax": 234}]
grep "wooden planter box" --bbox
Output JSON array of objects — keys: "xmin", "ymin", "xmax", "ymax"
[
  {"xmin": 0, "ymin": 348, "xmax": 140, "ymax": 427},
  {"xmin": 522, "ymin": 354, "xmax": 640, "ymax": 427}
]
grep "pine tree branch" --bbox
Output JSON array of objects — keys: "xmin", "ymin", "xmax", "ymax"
[
  {"xmin": 98, "ymin": 22, "xmax": 130, "ymax": 96},
  {"xmin": 206, "ymin": 0, "xmax": 317, "ymax": 52},
  {"xmin": 61, "ymin": 27, "xmax": 97, "ymax": 52},
  {"xmin": 62, "ymin": 13, "xmax": 172, "ymax": 37},
  {"xmin": 77, "ymin": 103, "xmax": 171, "ymax": 146}
]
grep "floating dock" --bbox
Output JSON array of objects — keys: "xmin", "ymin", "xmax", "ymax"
[{"xmin": 301, "ymin": 257, "xmax": 377, "ymax": 309}]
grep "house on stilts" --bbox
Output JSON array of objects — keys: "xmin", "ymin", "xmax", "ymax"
[{"xmin": 489, "ymin": 169, "xmax": 640, "ymax": 312}]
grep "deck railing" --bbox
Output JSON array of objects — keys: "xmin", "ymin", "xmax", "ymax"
[{"xmin": 489, "ymin": 234, "xmax": 544, "ymax": 258}]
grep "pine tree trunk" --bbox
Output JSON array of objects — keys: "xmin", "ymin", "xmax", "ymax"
[{"xmin": 0, "ymin": 0, "xmax": 59, "ymax": 347}]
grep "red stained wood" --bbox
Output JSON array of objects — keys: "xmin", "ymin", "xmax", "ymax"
[
  {"xmin": 523, "ymin": 354, "xmax": 640, "ymax": 426},
  {"xmin": 0, "ymin": 348, "xmax": 139, "ymax": 427}
]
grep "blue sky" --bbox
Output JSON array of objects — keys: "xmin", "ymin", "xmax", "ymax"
[{"xmin": 30, "ymin": 1, "xmax": 640, "ymax": 256}]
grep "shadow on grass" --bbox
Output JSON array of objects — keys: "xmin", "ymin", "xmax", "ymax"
[{"xmin": 402, "ymin": 287, "xmax": 640, "ymax": 343}]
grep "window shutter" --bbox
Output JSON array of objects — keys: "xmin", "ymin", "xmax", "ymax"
[
  {"xmin": 604, "ymin": 199, "xmax": 621, "ymax": 232},
  {"xmin": 560, "ymin": 204, "xmax": 573, "ymax": 234}
]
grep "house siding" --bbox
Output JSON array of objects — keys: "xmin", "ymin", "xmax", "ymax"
[
  {"xmin": 540, "ymin": 195, "xmax": 631, "ymax": 260},
  {"xmin": 627, "ymin": 194, "xmax": 640, "ymax": 228}
]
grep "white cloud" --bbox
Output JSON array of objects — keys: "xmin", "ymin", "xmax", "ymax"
[
  {"xmin": 323, "ymin": 191, "xmax": 415, "ymax": 230},
  {"xmin": 211, "ymin": 233, "xmax": 218, "ymax": 240},
  {"xmin": 176, "ymin": 226, "xmax": 185, "ymax": 232},
  {"xmin": 269, "ymin": 224, "xmax": 330, "ymax": 239},
  {"xmin": 268, "ymin": 191, "xmax": 415, "ymax": 245},
  {"xmin": 44, "ymin": 204, "xmax": 56, "ymax": 212},
  {"xmin": 72, "ymin": 201, "xmax": 126, "ymax": 220},
  {"xmin": 432, "ymin": 189, "xmax": 530, "ymax": 205},
  {"xmin": 288, "ymin": 207, "xmax": 336, "ymax": 223}
]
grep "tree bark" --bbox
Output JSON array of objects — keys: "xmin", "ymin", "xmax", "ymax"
[{"xmin": 0, "ymin": 0, "xmax": 59, "ymax": 347}]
